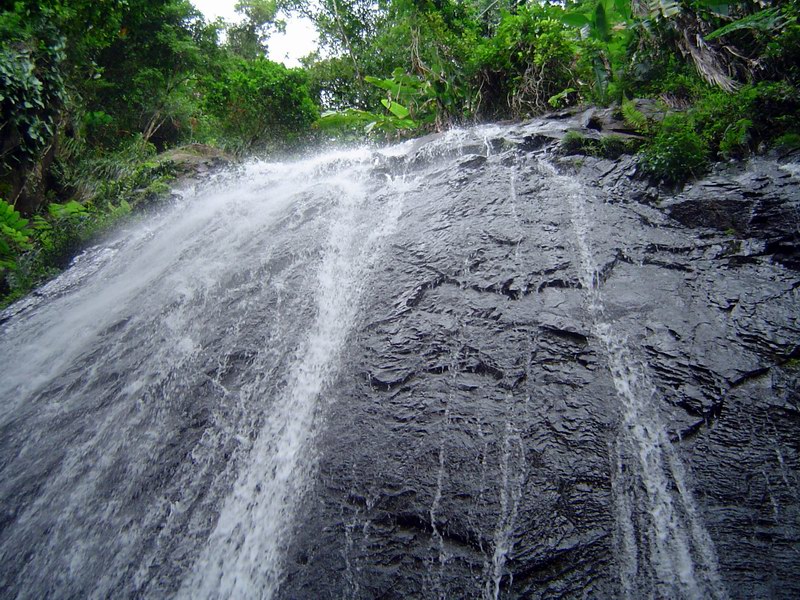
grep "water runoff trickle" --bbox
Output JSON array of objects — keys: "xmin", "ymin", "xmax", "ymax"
[
  {"xmin": 483, "ymin": 152, "xmax": 526, "ymax": 600},
  {"xmin": 539, "ymin": 159, "xmax": 728, "ymax": 600}
]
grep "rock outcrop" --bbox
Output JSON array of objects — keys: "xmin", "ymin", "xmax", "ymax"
[{"xmin": 0, "ymin": 116, "xmax": 797, "ymax": 599}]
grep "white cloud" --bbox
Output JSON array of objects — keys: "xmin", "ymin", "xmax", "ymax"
[{"xmin": 268, "ymin": 16, "xmax": 319, "ymax": 68}]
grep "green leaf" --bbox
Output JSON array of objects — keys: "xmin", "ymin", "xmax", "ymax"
[
  {"xmin": 365, "ymin": 75, "xmax": 402, "ymax": 96},
  {"xmin": 32, "ymin": 215, "xmax": 51, "ymax": 231},
  {"xmin": 562, "ymin": 14, "xmax": 590, "ymax": 28},
  {"xmin": 548, "ymin": 88, "xmax": 576, "ymax": 108},
  {"xmin": 621, "ymin": 98, "xmax": 649, "ymax": 133},
  {"xmin": 315, "ymin": 109, "xmax": 380, "ymax": 129},
  {"xmin": 594, "ymin": 3, "xmax": 610, "ymax": 41},
  {"xmin": 613, "ymin": 0, "xmax": 631, "ymax": 20},
  {"xmin": 381, "ymin": 99, "xmax": 410, "ymax": 119},
  {"xmin": 705, "ymin": 8, "xmax": 783, "ymax": 41},
  {"xmin": 650, "ymin": 0, "xmax": 681, "ymax": 19}
]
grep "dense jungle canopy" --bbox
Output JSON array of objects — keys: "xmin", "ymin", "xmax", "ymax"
[{"xmin": 1, "ymin": 0, "xmax": 799, "ymax": 303}]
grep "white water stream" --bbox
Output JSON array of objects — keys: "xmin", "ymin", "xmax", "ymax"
[
  {"xmin": 179, "ymin": 153, "xmax": 408, "ymax": 598},
  {"xmin": 0, "ymin": 146, "xmax": 410, "ymax": 599},
  {"xmin": 543, "ymin": 160, "xmax": 728, "ymax": 600}
]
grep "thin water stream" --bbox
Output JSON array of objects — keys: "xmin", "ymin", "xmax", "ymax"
[{"xmin": 547, "ymin": 160, "xmax": 728, "ymax": 600}]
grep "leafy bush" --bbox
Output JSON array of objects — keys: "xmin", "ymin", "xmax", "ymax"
[
  {"xmin": 471, "ymin": 4, "xmax": 578, "ymax": 117},
  {"xmin": 315, "ymin": 69, "xmax": 428, "ymax": 138},
  {"xmin": 203, "ymin": 57, "xmax": 318, "ymax": 153},
  {"xmin": 561, "ymin": 131, "xmax": 588, "ymax": 154},
  {"xmin": 682, "ymin": 82, "xmax": 799, "ymax": 158},
  {"xmin": 598, "ymin": 135, "xmax": 638, "ymax": 159},
  {"xmin": 719, "ymin": 118, "xmax": 752, "ymax": 158},
  {"xmin": 564, "ymin": 0, "xmax": 635, "ymax": 104},
  {"xmin": 746, "ymin": 81, "xmax": 800, "ymax": 141},
  {"xmin": 0, "ymin": 11, "xmax": 66, "ymax": 171},
  {"xmin": 0, "ymin": 134, "xmax": 176, "ymax": 305},
  {"xmin": 0, "ymin": 200, "xmax": 33, "ymax": 270},
  {"xmin": 764, "ymin": 5, "xmax": 800, "ymax": 84},
  {"xmin": 774, "ymin": 133, "xmax": 800, "ymax": 150},
  {"xmin": 641, "ymin": 114, "xmax": 709, "ymax": 185}
]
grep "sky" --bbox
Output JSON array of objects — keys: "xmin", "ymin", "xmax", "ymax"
[{"xmin": 191, "ymin": 0, "xmax": 319, "ymax": 67}]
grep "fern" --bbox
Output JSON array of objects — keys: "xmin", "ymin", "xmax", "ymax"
[
  {"xmin": 0, "ymin": 199, "xmax": 33, "ymax": 270},
  {"xmin": 720, "ymin": 118, "xmax": 752, "ymax": 158},
  {"xmin": 621, "ymin": 99, "xmax": 649, "ymax": 133}
]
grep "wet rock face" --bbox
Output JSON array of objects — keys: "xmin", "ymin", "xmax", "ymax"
[
  {"xmin": 279, "ymin": 124, "xmax": 800, "ymax": 599},
  {"xmin": 0, "ymin": 119, "xmax": 797, "ymax": 599},
  {"xmin": 662, "ymin": 159, "xmax": 800, "ymax": 270}
]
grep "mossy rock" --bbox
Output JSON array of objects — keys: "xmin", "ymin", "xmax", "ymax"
[
  {"xmin": 560, "ymin": 131, "xmax": 641, "ymax": 159},
  {"xmin": 157, "ymin": 144, "xmax": 233, "ymax": 176}
]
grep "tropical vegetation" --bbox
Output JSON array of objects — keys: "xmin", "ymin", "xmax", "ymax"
[{"xmin": 1, "ymin": 0, "xmax": 799, "ymax": 304}]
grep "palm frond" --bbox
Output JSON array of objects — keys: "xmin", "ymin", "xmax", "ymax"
[
  {"xmin": 632, "ymin": 0, "xmax": 682, "ymax": 20},
  {"xmin": 679, "ymin": 29, "xmax": 739, "ymax": 92},
  {"xmin": 705, "ymin": 7, "xmax": 784, "ymax": 41}
]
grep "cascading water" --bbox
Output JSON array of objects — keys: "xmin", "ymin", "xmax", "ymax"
[
  {"xmin": 1, "ymin": 118, "xmax": 798, "ymax": 599},
  {"xmin": 179, "ymin": 155, "xmax": 408, "ymax": 598},
  {"xmin": 0, "ymin": 147, "xmax": 409, "ymax": 598},
  {"xmin": 543, "ymin": 159, "xmax": 728, "ymax": 599}
]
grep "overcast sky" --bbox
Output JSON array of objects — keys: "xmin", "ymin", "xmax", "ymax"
[{"xmin": 191, "ymin": 0, "xmax": 319, "ymax": 67}]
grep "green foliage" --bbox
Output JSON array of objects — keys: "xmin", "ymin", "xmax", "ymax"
[
  {"xmin": 774, "ymin": 133, "xmax": 800, "ymax": 151},
  {"xmin": 563, "ymin": 0, "xmax": 633, "ymax": 104},
  {"xmin": 621, "ymin": 99, "xmax": 649, "ymax": 133},
  {"xmin": 203, "ymin": 57, "xmax": 318, "ymax": 152},
  {"xmin": 315, "ymin": 70, "xmax": 422, "ymax": 136},
  {"xmin": 0, "ymin": 7, "xmax": 66, "ymax": 171},
  {"xmin": 685, "ymin": 82, "xmax": 800, "ymax": 158},
  {"xmin": 561, "ymin": 131, "xmax": 588, "ymax": 155},
  {"xmin": 764, "ymin": 4, "xmax": 800, "ymax": 84},
  {"xmin": 640, "ymin": 0, "xmax": 681, "ymax": 20},
  {"xmin": 228, "ymin": 0, "xmax": 280, "ymax": 58},
  {"xmin": 316, "ymin": 107, "xmax": 416, "ymax": 136},
  {"xmin": 301, "ymin": 55, "xmax": 363, "ymax": 110},
  {"xmin": 2, "ymin": 0, "xmax": 800, "ymax": 304},
  {"xmin": 598, "ymin": 134, "xmax": 639, "ymax": 159},
  {"xmin": 0, "ymin": 135, "xmax": 175, "ymax": 305},
  {"xmin": 0, "ymin": 200, "xmax": 33, "ymax": 270},
  {"xmin": 705, "ymin": 7, "xmax": 785, "ymax": 41},
  {"xmin": 472, "ymin": 3, "xmax": 578, "ymax": 116},
  {"xmin": 366, "ymin": 69, "xmax": 438, "ymax": 125},
  {"xmin": 641, "ymin": 114, "xmax": 709, "ymax": 185},
  {"xmin": 364, "ymin": 0, "xmax": 477, "ymax": 127},
  {"xmin": 548, "ymin": 88, "xmax": 576, "ymax": 108},
  {"xmin": 625, "ymin": 73, "xmax": 800, "ymax": 188},
  {"xmin": 561, "ymin": 131, "xmax": 639, "ymax": 159},
  {"xmin": 719, "ymin": 118, "xmax": 752, "ymax": 159}
]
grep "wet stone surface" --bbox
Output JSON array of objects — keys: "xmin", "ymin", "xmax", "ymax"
[
  {"xmin": 0, "ymin": 117, "xmax": 798, "ymax": 599},
  {"xmin": 279, "ymin": 124, "xmax": 800, "ymax": 599}
]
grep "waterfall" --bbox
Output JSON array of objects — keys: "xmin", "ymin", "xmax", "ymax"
[
  {"xmin": 0, "ymin": 146, "xmax": 408, "ymax": 598},
  {"xmin": 543, "ymin": 159, "xmax": 728, "ymax": 600},
  {"xmin": 180, "ymin": 165, "xmax": 401, "ymax": 597},
  {"xmin": 1, "ymin": 121, "xmax": 796, "ymax": 599}
]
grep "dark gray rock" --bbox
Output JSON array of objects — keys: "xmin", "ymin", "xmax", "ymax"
[
  {"xmin": 277, "ymin": 125, "xmax": 800, "ymax": 599},
  {"xmin": 0, "ymin": 116, "xmax": 797, "ymax": 600}
]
